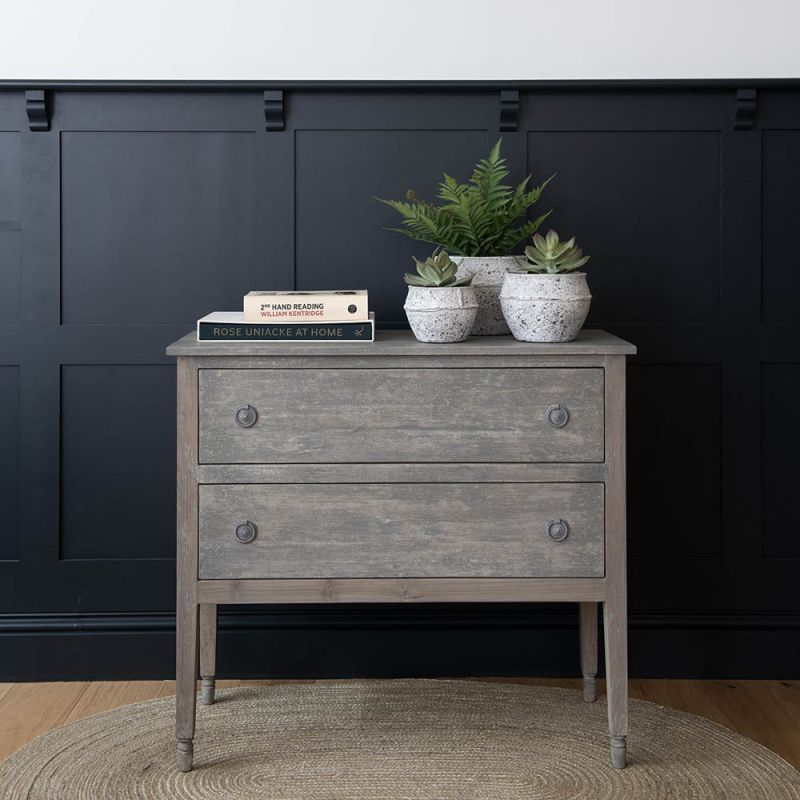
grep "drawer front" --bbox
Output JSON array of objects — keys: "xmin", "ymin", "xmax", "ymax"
[
  {"xmin": 198, "ymin": 483, "xmax": 604, "ymax": 579},
  {"xmin": 198, "ymin": 368, "xmax": 604, "ymax": 464}
]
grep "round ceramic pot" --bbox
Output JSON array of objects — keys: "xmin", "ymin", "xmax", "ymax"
[
  {"xmin": 500, "ymin": 272, "xmax": 592, "ymax": 343},
  {"xmin": 454, "ymin": 256, "xmax": 524, "ymax": 336},
  {"xmin": 404, "ymin": 285, "xmax": 478, "ymax": 343}
]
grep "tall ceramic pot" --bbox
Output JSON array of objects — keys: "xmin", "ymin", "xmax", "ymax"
[
  {"xmin": 500, "ymin": 272, "xmax": 592, "ymax": 343},
  {"xmin": 454, "ymin": 256, "xmax": 524, "ymax": 335},
  {"xmin": 404, "ymin": 285, "xmax": 478, "ymax": 343}
]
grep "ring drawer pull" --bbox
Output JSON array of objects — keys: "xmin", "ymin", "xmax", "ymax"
[
  {"xmin": 234, "ymin": 405, "xmax": 258, "ymax": 428},
  {"xmin": 235, "ymin": 520, "xmax": 257, "ymax": 544},
  {"xmin": 547, "ymin": 518, "xmax": 570, "ymax": 542},
  {"xmin": 546, "ymin": 404, "xmax": 570, "ymax": 428}
]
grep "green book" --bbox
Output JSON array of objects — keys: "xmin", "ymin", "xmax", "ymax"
[{"xmin": 197, "ymin": 312, "xmax": 375, "ymax": 342}]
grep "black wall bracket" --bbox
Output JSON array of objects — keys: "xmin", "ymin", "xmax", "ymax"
[
  {"xmin": 25, "ymin": 89, "xmax": 49, "ymax": 131},
  {"xmin": 499, "ymin": 89, "xmax": 519, "ymax": 131},
  {"xmin": 264, "ymin": 90, "xmax": 285, "ymax": 131},
  {"xmin": 733, "ymin": 88, "xmax": 757, "ymax": 130}
]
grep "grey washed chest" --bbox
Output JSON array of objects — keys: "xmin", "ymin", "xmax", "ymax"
[{"xmin": 166, "ymin": 329, "xmax": 636, "ymax": 772}]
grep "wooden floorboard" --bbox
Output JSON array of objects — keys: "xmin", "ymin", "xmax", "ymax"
[
  {"xmin": 0, "ymin": 678, "xmax": 798, "ymax": 769},
  {"xmin": 0, "ymin": 682, "xmax": 89, "ymax": 762},
  {"xmin": 62, "ymin": 680, "xmax": 177, "ymax": 726}
]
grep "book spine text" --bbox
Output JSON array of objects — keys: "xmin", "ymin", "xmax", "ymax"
[{"xmin": 198, "ymin": 321, "xmax": 374, "ymax": 342}]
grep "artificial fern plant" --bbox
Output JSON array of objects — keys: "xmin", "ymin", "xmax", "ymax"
[{"xmin": 376, "ymin": 139, "xmax": 553, "ymax": 257}]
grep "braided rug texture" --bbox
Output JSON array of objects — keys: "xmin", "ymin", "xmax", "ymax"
[{"xmin": 1, "ymin": 679, "xmax": 798, "ymax": 799}]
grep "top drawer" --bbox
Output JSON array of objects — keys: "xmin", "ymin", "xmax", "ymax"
[{"xmin": 198, "ymin": 367, "xmax": 604, "ymax": 464}]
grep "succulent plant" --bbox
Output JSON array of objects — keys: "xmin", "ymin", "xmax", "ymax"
[
  {"xmin": 523, "ymin": 230, "xmax": 590, "ymax": 274},
  {"xmin": 404, "ymin": 249, "xmax": 474, "ymax": 287}
]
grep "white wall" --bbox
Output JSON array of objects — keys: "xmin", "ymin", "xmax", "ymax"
[{"xmin": 2, "ymin": 0, "xmax": 798, "ymax": 81}]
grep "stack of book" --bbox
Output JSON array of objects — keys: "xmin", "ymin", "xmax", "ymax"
[{"xmin": 197, "ymin": 290, "xmax": 375, "ymax": 342}]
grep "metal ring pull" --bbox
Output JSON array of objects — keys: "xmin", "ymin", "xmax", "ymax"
[
  {"xmin": 235, "ymin": 405, "xmax": 258, "ymax": 428},
  {"xmin": 546, "ymin": 404, "xmax": 570, "ymax": 428},
  {"xmin": 547, "ymin": 518, "xmax": 570, "ymax": 542},
  {"xmin": 235, "ymin": 521, "xmax": 257, "ymax": 543}
]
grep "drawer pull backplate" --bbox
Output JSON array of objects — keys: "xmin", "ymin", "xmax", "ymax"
[
  {"xmin": 235, "ymin": 405, "xmax": 258, "ymax": 428},
  {"xmin": 235, "ymin": 521, "xmax": 257, "ymax": 543},
  {"xmin": 546, "ymin": 404, "xmax": 570, "ymax": 428},
  {"xmin": 547, "ymin": 518, "xmax": 570, "ymax": 542}
]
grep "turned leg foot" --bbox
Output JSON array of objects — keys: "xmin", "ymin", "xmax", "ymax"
[
  {"xmin": 176, "ymin": 599, "xmax": 199, "ymax": 773},
  {"xmin": 610, "ymin": 735, "xmax": 627, "ymax": 769},
  {"xmin": 579, "ymin": 602, "xmax": 598, "ymax": 703},
  {"xmin": 199, "ymin": 604, "xmax": 217, "ymax": 708},
  {"xmin": 200, "ymin": 676, "xmax": 216, "ymax": 706},
  {"xmin": 176, "ymin": 739, "xmax": 194, "ymax": 772},
  {"xmin": 603, "ymin": 590, "xmax": 628, "ymax": 770},
  {"xmin": 582, "ymin": 673, "xmax": 597, "ymax": 703}
]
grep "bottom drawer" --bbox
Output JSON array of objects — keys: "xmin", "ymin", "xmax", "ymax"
[{"xmin": 198, "ymin": 483, "xmax": 604, "ymax": 580}]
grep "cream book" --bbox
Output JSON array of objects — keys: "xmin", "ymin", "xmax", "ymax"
[{"xmin": 244, "ymin": 290, "xmax": 369, "ymax": 322}]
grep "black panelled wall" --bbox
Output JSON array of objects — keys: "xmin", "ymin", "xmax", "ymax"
[{"xmin": 0, "ymin": 83, "xmax": 798, "ymax": 679}]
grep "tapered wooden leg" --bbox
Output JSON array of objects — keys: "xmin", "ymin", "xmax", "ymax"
[
  {"xmin": 199, "ymin": 603, "xmax": 217, "ymax": 706},
  {"xmin": 603, "ymin": 354, "xmax": 628, "ymax": 769},
  {"xmin": 176, "ymin": 598, "xmax": 199, "ymax": 772},
  {"xmin": 579, "ymin": 602, "xmax": 598, "ymax": 703},
  {"xmin": 603, "ymin": 594, "xmax": 628, "ymax": 768}
]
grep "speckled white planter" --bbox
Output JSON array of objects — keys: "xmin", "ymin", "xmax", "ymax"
[
  {"xmin": 404, "ymin": 285, "xmax": 478, "ymax": 343},
  {"xmin": 454, "ymin": 256, "xmax": 524, "ymax": 336},
  {"xmin": 500, "ymin": 272, "xmax": 592, "ymax": 343}
]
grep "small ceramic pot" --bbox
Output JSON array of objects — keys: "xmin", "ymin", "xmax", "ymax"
[
  {"xmin": 404, "ymin": 285, "xmax": 478, "ymax": 343},
  {"xmin": 454, "ymin": 256, "xmax": 524, "ymax": 336},
  {"xmin": 500, "ymin": 272, "xmax": 592, "ymax": 343}
]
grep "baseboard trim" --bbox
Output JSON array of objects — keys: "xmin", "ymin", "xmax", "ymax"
[
  {"xmin": 2, "ymin": 609, "xmax": 798, "ymax": 681},
  {"xmin": 2, "ymin": 608, "xmax": 800, "ymax": 633}
]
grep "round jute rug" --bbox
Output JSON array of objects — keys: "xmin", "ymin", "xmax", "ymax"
[{"xmin": 1, "ymin": 680, "xmax": 798, "ymax": 799}]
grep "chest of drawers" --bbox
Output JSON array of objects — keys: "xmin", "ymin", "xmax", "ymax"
[{"xmin": 166, "ymin": 329, "xmax": 636, "ymax": 772}]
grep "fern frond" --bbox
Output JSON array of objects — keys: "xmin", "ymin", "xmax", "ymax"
[
  {"xmin": 376, "ymin": 141, "xmax": 554, "ymax": 257},
  {"xmin": 497, "ymin": 210, "xmax": 553, "ymax": 253}
]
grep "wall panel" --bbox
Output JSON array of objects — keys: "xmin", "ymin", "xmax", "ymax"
[
  {"xmin": 762, "ymin": 130, "xmax": 800, "ymax": 322},
  {"xmin": 0, "ymin": 82, "xmax": 798, "ymax": 678},
  {"xmin": 0, "ymin": 131, "xmax": 20, "ymax": 223},
  {"xmin": 0, "ymin": 366, "xmax": 20, "ymax": 561},
  {"xmin": 627, "ymin": 364, "xmax": 723, "ymax": 558},
  {"xmin": 527, "ymin": 130, "xmax": 721, "ymax": 325},
  {"xmin": 60, "ymin": 364, "xmax": 175, "ymax": 560},
  {"xmin": 0, "ymin": 234, "xmax": 21, "ymax": 324},
  {"xmin": 60, "ymin": 131, "xmax": 257, "ymax": 324},
  {"xmin": 0, "ymin": 130, "xmax": 21, "ymax": 325},
  {"xmin": 296, "ymin": 128, "xmax": 489, "ymax": 323},
  {"xmin": 762, "ymin": 364, "xmax": 800, "ymax": 557}
]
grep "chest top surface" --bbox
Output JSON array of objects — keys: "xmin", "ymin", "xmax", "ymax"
[{"xmin": 166, "ymin": 328, "xmax": 636, "ymax": 358}]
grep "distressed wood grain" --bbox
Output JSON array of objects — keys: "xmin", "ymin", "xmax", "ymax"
[
  {"xmin": 196, "ymin": 577, "xmax": 607, "ymax": 604},
  {"xmin": 199, "ymin": 367, "xmax": 604, "ymax": 464},
  {"xmin": 175, "ymin": 358, "xmax": 200, "ymax": 771},
  {"xmin": 196, "ymin": 462, "xmax": 609, "ymax": 484},
  {"xmin": 198, "ymin": 482, "xmax": 605, "ymax": 579},
  {"xmin": 167, "ymin": 328, "xmax": 637, "ymax": 357},
  {"xmin": 603, "ymin": 355, "xmax": 629, "ymax": 767}
]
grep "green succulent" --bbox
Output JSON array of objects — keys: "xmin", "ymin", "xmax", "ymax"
[
  {"xmin": 523, "ymin": 230, "xmax": 590, "ymax": 274},
  {"xmin": 404, "ymin": 249, "xmax": 473, "ymax": 287},
  {"xmin": 376, "ymin": 139, "xmax": 553, "ymax": 257}
]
